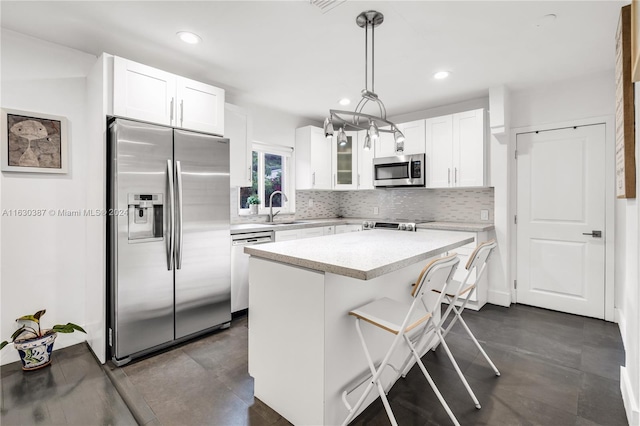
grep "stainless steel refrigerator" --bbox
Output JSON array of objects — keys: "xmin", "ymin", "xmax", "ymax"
[{"xmin": 107, "ymin": 118, "xmax": 230, "ymax": 365}]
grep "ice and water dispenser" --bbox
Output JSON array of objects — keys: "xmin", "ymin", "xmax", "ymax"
[{"xmin": 127, "ymin": 194, "xmax": 163, "ymax": 242}]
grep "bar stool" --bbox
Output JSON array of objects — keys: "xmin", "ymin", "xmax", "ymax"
[
  {"xmin": 433, "ymin": 239, "xmax": 500, "ymax": 377},
  {"xmin": 341, "ymin": 253, "xmax": 466, "ymax": 426}
]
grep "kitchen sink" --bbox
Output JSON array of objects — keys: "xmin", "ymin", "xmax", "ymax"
[{"xmin": 267, "ymin": 221, "xmax": 309, "ymax": 225}]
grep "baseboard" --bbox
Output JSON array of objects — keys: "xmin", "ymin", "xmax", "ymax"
[
  {"xmin": 620, "ymin": 366, "xmax": 640, "ymax": 426},
  {"xmin": 616, "ymin": 307, "xmax": 628, "ymax": 352},
  {"xmin": 488, "ymin": 289, "xmax": 511, "ymax": 307}
]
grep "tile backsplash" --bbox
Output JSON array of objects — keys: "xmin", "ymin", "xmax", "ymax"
[
  {"xmin": 337, "ymin": 188, "xmax": 494, "ymax": 222},
  {"xmin": 232, "ymin": 187, "xmax": 494, "ymax": 224}
]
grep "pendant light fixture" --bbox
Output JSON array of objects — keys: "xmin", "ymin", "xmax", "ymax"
[{"xmin": 324, "ymin": 10, "xmax": 405, "ymax": 152}]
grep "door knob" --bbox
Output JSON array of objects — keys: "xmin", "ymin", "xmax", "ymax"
[{"xmin": 582, "ymin": 230, "xmax": 602, "ymax": 238}]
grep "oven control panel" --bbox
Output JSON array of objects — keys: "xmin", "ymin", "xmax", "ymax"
[{"xmin": 362, "ymin": 221, "xmax": 416, "ymax": 232}]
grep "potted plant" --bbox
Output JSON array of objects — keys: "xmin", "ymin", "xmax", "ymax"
[
  {"xmin": 247, "ymin": 194, "xmax": 261, "ymax": 214},
  {"xmin": 0, "ymin": 309, "xmax": 86, "ymax": 371}
]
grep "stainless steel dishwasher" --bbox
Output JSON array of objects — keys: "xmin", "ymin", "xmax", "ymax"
[{"xmin": 231, "ymin": 231, "xmax": 274, "ymax": 313}]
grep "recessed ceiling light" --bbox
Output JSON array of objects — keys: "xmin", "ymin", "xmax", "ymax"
[
  {"xmin": 339, "ymin": 98, "xmax": 351, "ymax": 106},
  {"xmin": 534, "ymin": 14, "xmax": 557, "ymax": 28},
  {"xmin": 177, "ymin": 31, "xmax": 202, "ymax": 44},
  {"xmin": 433, "ymin": 71, "xmax": 450, "ymax": 80}
]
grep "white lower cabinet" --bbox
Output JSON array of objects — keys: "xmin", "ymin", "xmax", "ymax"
[
  {"xmin": 417, "ymin": 229, "xmax": 489, "ymax": 310},
  {"xmin": 275, "ymin": 226, "xmax": 327, "ymax": 242},
  {"xmin": 335, "ymin": 224, "xmax": 363, "ymax": 234}
]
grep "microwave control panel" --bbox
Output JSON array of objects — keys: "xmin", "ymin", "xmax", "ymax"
[{"xmin": 412, "ymin": 161, "xmax": 422, "ymax": 178}]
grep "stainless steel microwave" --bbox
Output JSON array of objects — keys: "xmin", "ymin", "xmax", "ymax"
[{"xmin": 373, "ymin": 153, "xmax": 425, "ymax": 188}]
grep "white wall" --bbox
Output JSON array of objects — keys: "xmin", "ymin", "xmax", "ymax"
[
  {"xmin": 616, "ymin": 84, "xmax": 640, "ymax": 426},
  {"xmin": 0, "ymin": 30, "xmax": 97, "ymax": 365},
  {"xmin": 511, "ymin": 70, "xmax": 615, "ymax": 128}
]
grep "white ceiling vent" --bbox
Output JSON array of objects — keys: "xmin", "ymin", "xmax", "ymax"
[{"xmin": 310, "ymin": 0, "xmax": 346, "ymax": 14}]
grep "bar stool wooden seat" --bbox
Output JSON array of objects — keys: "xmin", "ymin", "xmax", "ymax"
[
  {"xmin": 341, "ymin": 253, "xmax": 471, "ymax": 426},
  {"xmin": 433, "ymin": 239, "xmax": 501, "ymax": 377}
]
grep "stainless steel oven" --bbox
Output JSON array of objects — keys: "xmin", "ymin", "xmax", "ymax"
[{"xmin": 373, "ymin": 153, "xmax": 425, "ymax": 188}]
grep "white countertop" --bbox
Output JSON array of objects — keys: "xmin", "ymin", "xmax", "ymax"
[
  {"xmin": 416, "ymin": 221, "xmax": 494, "ymax": 232},
  {"xmin": 244, "ymin": 230, "xmax": 474, "ymax": 280},
  {"xmin": 231, "ymin": 218, "xmax": 494, "ymax": 234}
]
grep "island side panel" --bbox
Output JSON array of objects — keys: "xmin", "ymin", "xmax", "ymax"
[
  {"xmin": 248, "ymin": 257, "xmax": 325, "ymax": 425},
  {"xmin": 323, "ymin": 261, "xmax": 442, "ymax": 425}
]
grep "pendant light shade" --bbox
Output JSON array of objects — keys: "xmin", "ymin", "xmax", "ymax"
[
  {"xmin": 368, "ymin": 120, "xmax": 379, "ymax": 140},
  {"xmin": 363, "ymin": 133, "xmax": 371, "ymax": 151},
  {"xmin": 324, "ymin": 117, "xmax": 335, "ymax": 139},
  {"xmin": 394, "ymin": 129, "xmax": 405, "ymax": 152},
  {"xmin": 394, "ymin": 129, "xmax": 405, "ymax": 143},
  {"xmin": 337, "ymin": 127, "xmax": 348, "ymax": 146}
]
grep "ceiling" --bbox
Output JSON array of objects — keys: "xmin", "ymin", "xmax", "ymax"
[{"xmin": 0, "ymin": 1, "xmax": 628, "ymax": 122}]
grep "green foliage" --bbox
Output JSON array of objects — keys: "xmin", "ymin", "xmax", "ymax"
[
  {"xmin": 247, "ymin": 194, "xmax": 260, "ymax": 205},
  {"xmin": 1, "ymin": 310, "xmax": 86, "ymax": 350}
]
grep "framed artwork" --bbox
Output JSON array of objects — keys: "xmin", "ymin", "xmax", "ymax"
[
  {"xmin": 1, "ymin": 108, "xmax": 68, "ymax": 174},
  {"xmin": 615, "ymin": 5, "xmax": 636, "ymax": 198}
]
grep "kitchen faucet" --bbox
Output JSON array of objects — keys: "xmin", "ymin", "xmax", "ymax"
[{"xmin": 267, "ymin": 191, "xmax": 288, "ymax": 222}]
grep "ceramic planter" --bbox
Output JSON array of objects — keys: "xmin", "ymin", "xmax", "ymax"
[
  {"xmin": 13, "ymin": 331, "xmax": 57, "ymax": 371},
  {"xmin": 249, "ymin": 204, "xmax": 258, "ymax": 214}
]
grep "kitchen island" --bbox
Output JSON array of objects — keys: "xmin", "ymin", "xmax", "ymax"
[{"xmin": 245, "ymin": 230, "xmax": 474, "ymax": 425}]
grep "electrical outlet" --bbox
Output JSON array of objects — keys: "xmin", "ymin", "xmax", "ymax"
[
  {"xmin": 480, "ymin": 209, "xmax": 489, "ymax": 221},
  {"xmin": 373, "ymin": 206, "xmax": 379, "ymax": 215},
  {"xmin": 308, "ymin": 199, "xmax": 314, "ymax": 208}
]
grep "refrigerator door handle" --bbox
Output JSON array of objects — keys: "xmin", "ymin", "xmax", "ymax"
[
  {"xmin": 176, "ymin": 160, "xmax": 184, "ymax": 269},
  {"xmin": 166, "ymin": 159, "xmax": 175, "ymax": 271}
]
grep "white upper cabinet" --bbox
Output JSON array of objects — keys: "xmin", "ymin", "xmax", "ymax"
[
  {"xmin": 113, "ymin": 56, "xmax": 225, "ymax": 135},
  {"xmin": 226, "ymin": 103, "xmax": 252, "ymax": 187},
  {"xmin": 396, "ymin": 119, "xmax": 426, "ymax": 155},
  {"xmin": 295, "ymin": 126, "xmax": 332, "ymax": 190},
  {"xmin": 113, "ymin": 57, "xmax": 175, "ymax": 126},
  {"xmin": 453, "ymin": 109, "xmax": 485, "ymax": 187},
  {"xmin": 426, "ymin": 108, "xmax": 485, "ymax": 188},
  {"xmin": 374, "ymin": 126, "xmax": 395, "ymax": 158},
  {"xmin": 332, "ymin": 130, "xmax": 358, "ymax": 190},
  {"xmin": 426, "ymin": 114, "xmax": 454, "ymax": 188},
  {"xmin": 176, "ymin": 77, "xmax": 225, "ymax": 135},
  {"xmin": 374, "ymin": 120, "xmax": 426, "ymax": 158},
  {"xmin": 357, "ymin": 129, "xmax": 375, "ymax": 190}
]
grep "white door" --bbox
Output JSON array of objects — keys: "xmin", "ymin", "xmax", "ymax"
[{"xmin": 516, "ymin": 124, "xmax": 605, "ymax": 318}]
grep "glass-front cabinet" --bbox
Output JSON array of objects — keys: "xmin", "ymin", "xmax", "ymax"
[{"xmin": 332, "ymin": 131, "xmax": 358, "ymax": 190}]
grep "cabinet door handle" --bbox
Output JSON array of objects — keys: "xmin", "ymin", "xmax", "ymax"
[
  {"xmin": 170, "ymin": 97, "xmax": 174, "ymax": 123},
  {"xmin": 312, "ymin": 172, "xmax": 316, "ymax": 186},
  {"xmin": 448, "ymin": 168, "xmax": 451, "ymax": 184},
  {"xmin": 334, "ymin": 174, "xmax": 337, "ymax": 186},
  {"xmin": 582, "ymin": 230, "xmax": 602, "ymax": 238},
  {"xmin": 180, "ymin": 99, "xmax": 184, "ymax": 127},
  {"xmin": 248, "ymin": 166, "xmax": 252, "ymax": 183},
  {"xmin": 455, "ymin": 167, "xmax": 458, "ymax": 184},
  {"xmin": 358, "ymin": 174, "xmax": 360, "ymax": 187}
]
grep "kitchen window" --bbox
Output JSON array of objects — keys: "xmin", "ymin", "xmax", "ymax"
[{"xmin": 239, "ymin": 143, "xmax": 293, "ymax": 214}]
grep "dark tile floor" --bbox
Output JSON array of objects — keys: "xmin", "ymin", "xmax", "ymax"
[
  {"xmin": 0, "ymin": 341, "xmax": 136, "ymax": 425},
  {"xmin": 1, "ymin": 303, "xmax": 628, "ymax": 425}
]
